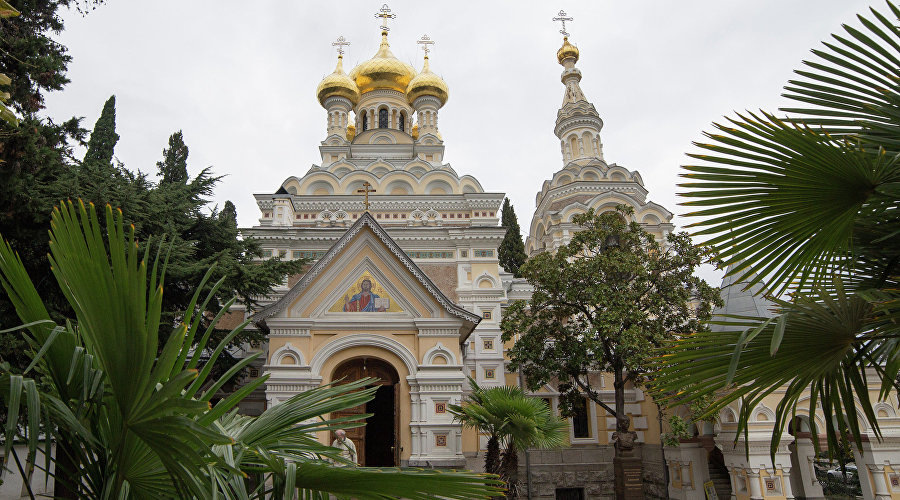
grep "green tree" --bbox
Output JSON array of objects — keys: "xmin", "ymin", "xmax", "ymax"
[
  {"xmin": 498, "ymin": 198, "xmax": 527, "ymax": 277},
  {"xmin": 500, "ymin": 207, "xmax": 720, "ymax": 466},
  {"xmin": 0, "ymin": 0, "xmax": 90, "ymax": 371},
  {"xmin": 0, "ymin": 1, "xmax": 20, "ymax": 126},
  {"xmin": 82, "ymin": 94, "xmax": 118, "ymax": 167},
  {"xmin": 0, "ymin": 200, "xmax": 501, "ymax": 499},
  {"xmin": 450, "ymin": 379, "xmax": 566, "ymax": 498},
  {"xmin": 651, "ymin": 1, "xmax": 900, "ymax": 459},
  {"xmin": 157, "ymin": 129, "xmax": 189, "ymax": 184}
]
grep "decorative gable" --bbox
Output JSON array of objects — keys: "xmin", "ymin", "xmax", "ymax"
[{"xmin": 252, "ymin": 212, "xmax": 480, "ymax": 332}]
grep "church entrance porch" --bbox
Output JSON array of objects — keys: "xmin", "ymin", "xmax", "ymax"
[{"xmin": 331, "ymin": 357, "xmax": 399, "ymax": 466}]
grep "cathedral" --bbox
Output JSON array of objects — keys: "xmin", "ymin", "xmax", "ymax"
[{"xmin": 237, "ymin": 6, "xmax": 900, "ymax": 500}]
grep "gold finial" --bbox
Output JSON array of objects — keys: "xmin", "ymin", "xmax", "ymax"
[
  {"xmin": 332, "ymin": 35, "xmax": 350, "ymax": 57},
  {"xmin": 553, "ymin": 9, "xmax": 573, "ymax": 38},
  {"xmin": 417, "ymin": 34, "xmax": 434, "ymax": 59},
  {"xmin": 375, "ymin": 4, "xmax": 396, "ymax": 34},
  {"xmin": 357, "ymin": 181, "xmax": 377, "ymax": 211}
]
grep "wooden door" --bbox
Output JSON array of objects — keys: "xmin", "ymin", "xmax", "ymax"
[
  {"xmin": 332, "ymin": 361, "xmax": 367, "ymax": 465},
  {"xmin": 331, "ymin": 357, "xmax": 400, "ymax": 467}
]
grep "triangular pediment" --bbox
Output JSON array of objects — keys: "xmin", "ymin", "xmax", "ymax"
[{"xmin": 252, "ymin": 213, "xmax": 480, "ymax": 329}]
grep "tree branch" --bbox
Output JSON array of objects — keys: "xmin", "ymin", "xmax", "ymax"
[{"xmin": 573, "ymin": 376, "xmax": 616, "ymax": 417}]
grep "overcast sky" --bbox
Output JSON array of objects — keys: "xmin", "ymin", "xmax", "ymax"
[{"xmin": 44, "ymin": 1, "xmax": 868, "ymax": 283}]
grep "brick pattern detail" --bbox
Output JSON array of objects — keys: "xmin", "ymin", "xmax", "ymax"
[{"xmin": 418, "ymin": 263, "xmax": 458, "ymax": 302}]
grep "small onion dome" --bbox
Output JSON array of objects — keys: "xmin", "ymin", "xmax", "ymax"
[
  {"xmin": 346, "ymin": 123, "xmax": 356, "ymax": 141},
  {"xmin": 557, "ymin": 36, "xmax": 579, "ymax": 65},
  {"xmin": 411, "ymin": 123, "xmax": 419, "ymax": 140},
  {"xmin": 316, "ymin": 55, "xmax": 360, "ymax": 106},
  {"xmin": 349, "ymin": 32, "xmax": 416, "ymax": 94},
  {"xmin": 406, "ymin": 55, "xmax": 449, "ymax": 107}
]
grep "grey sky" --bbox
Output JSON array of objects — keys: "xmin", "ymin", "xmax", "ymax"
[{"xmin": 44, "ymin": 1, "xmax": 867, "ymax": 283}]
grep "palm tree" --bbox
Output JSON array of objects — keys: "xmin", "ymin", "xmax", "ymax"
[
  {"xmin": 450, "ymin": 379, "xmax": 567, "ymax": 498},
  {"xmin": 0, "ymin": 200, "xmax": 502, "ymax": 499},
  {"xmin": 652, "ymin": 1, "xmax": 900, "ymax": 459}
]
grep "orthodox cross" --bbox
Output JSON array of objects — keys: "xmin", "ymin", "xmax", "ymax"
[
  {"xmin": 553, "ymin": 9, "xmax": 573, "ymax": 37},
  {"xmin": 357, "ymin": 182, "xmax": 376, "ymax": 211},
  {"xmin": 375, "ymin": 4, "xmax": 396, "ymax": 32},
  {"xmin": 332, "ymin": 35, "xmax": 350, "ymax": 56},
  {"xmin": 417, "ymin": 34, "xmax": 434, "ymax": 56}
]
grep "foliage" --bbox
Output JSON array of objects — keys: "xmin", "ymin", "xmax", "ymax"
[
  {"xmin": 501, "ymin": 206, "xmax": 720, "ymax": 455},
  {"xmin": 0, "ymin": 200, "xmax": 502, "ymax": 499},
  {"xmin": 82, "ymin": 94, "xmax": 118, "ymax": 167},
  {"xmin": 0, "ymin": 0, "xmax": 20, "ymax": 125},
  {"xmin": 661, "ymin": 415, "xmax": 691, "ymax": 448},
  {"xmin": 450, "ymin": 378, "xmax": 566, "ymax": 498},
  {"xmin": 651, "ymin": 1, "xmax": 900, "ymax": 460},
  {"xmin": 498, "ymin": 198, "xmax": 527, "ymax": 278},
  {"xmin": 0, "ymin": 0, "xmax": 89, "ymax": 372}
]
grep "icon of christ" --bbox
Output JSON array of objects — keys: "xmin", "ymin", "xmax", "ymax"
[{"xmin": 343, "ymin": 278, "xmax": 389, "ymax": 312}]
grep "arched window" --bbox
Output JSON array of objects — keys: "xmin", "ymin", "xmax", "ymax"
[
  {"xmin": 378, "ymin": 108, "xmax": 389, "ymax": 128},
  {"xmin": 362, "ymin": 113, "xmax": 368, "ymax": 131},
  {"xmin": 399, "ymin": 112, "xmax": 406, "ymax": 132}
]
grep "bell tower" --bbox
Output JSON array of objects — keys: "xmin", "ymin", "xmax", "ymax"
[{"xmin": 553, "ymin": 11, "xmax": 604, "ymax": 165}]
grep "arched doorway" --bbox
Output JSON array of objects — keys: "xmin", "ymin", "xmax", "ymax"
[{"xmin": 332, "ymin": 357, "xmax": 400, "ymax": 466}]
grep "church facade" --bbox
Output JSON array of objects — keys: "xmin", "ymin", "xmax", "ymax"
[{"xmin": 240, "ymin": 8, "xmax": 900, "ymax": 500}]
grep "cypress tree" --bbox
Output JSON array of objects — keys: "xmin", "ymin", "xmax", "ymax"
[
  {"xmin": 83, "ymin": 95, "xmax": 119, "ymax": 167},
  {"xmin": 157, "ymin": 130, "xmax": 189, "ymax": 184},
  {"xmin": 498, "ymin": 198, "xmax": 527, "ymax": 277}
]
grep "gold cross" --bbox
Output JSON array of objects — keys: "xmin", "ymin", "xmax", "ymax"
[
  {"xmin": 417, "ymin": 34, "xmax": 434, "ymax": 57},
  {"xmin": 332, "ymin": 35, "xmax": 350, "ymax": 56},
  {"xmin": 357, "ymin": 182, "xmax": 376, "ymax": 211},
  {"xmin": 553, "ymin": 9, "xmax": 573, "ymax": 38},
  {"xmin": 375, "ymin": 4, "xmax": 396, "ymax": 33}
]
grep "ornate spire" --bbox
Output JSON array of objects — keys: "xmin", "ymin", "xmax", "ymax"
[{"xmin": 552, "ymin": 10, "xmax": 603, "ymax": 163}]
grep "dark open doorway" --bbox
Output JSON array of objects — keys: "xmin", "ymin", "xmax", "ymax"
[
  {"xmin": 365, "ymin": 385, "xmax": 396, "ymax": 466},
  {"xmin": 331, "ymin": 357, "xmax": 399, "ymax": 466}
]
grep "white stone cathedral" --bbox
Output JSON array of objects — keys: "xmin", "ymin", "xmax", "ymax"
[{"xmin": 235, "ymin": 7, "xmax": 900, "ymax": 500}]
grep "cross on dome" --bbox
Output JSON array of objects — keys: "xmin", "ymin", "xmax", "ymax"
[
  {"xmin": 332, "ymin": 36, "xmax": 350, "ymax": 56},
  {"xmin": 553, "ymin": 9, "xmax": 573, "ymax": 38},
  {"xmin": 375, "ymin": 4, "xmax": 396, "ymax": 33},
  {"xmin": 417, "ymin": 35, "xmax": 434, "ymax": 57}
]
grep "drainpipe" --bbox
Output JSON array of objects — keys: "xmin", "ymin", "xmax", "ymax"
[{"xmin": 518, "ymin": 370, "xmax": 533, "ymax": 499}]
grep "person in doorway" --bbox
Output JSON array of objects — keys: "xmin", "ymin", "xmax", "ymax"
[{"xmin": 331, "ymin": 429, "xmax": 358, "ymax": 465}]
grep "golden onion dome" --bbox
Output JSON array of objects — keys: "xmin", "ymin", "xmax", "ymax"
[
  {"xmin": 557, "ymin": 36, "xmax": 580, "ymax": 65},
  {"xmin": 411, "ymin": 123, "xmax": 419, "ymax": 140},
  {"xmin": 406, "ymin": 55, "xmax": 449, "ymax": 107},
  {"xmin": 316, "ymin": 55, "xmax": 360, "ymax": 106},
  {"xmin": 349, "ymin": 32, "xmax": 416, "ymax": 94},
  {"xmin": 346, "ymin": 123, "xmax": 356, "ymax": 141}
]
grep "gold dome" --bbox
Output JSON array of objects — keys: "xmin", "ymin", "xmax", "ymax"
[
  {"xmin": 350, "ymin": 32, "xmax": 416, "ymax": 94},
  {"xmin": 346, "ymin": 123, "xmax": 356, "ymax": 141},
  {"xmin": 411, "ymin": 123, "xmax": 419, "ymax": 140},
  {"xmin": 316, "ymin": 55, "xmax": 360, "ymax": 106},
  {"xmin": 557, "ymin": 36, "xmax": 579, "ymax": 65},
  {"xmin": 406, "ymin": 55, "xmax": 449, "ymax": 106}
]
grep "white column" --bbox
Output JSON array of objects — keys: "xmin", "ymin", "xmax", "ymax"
[
  {"xmin": 793, "ymin": 438, "xmax": 825, "ymax": 499},
  {"xmin": 781, "ymin": 467, "xmax": 795, "ymax": 499},
  {"xmin": 747, "ymin": 469, "xmax": 763, "ymax": 500},
  {"xmin": 725, "ymin": 466, "xmax": 738, "ymax": 500},
  {"xmin": 868, "ymin": 463, "xmax": 891, "ymax": 500}
]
